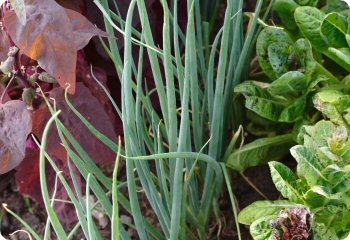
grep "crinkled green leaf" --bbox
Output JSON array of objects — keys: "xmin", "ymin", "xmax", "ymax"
[
  {"xmin": 269, "ymin": 161, "xmax": 303, "ymax": 202},
  {"xmin": 250, "ymin": 215, "xmax": 275, "ymax": 240},
  {"xmin": 295, "ymin": 0, "xmax": 318, "ymax": 6},
  {"xmin": 322, "ymin": 0, "xmax": 348, "ymax": 14},
  {"xmin": 322, "ymin": 164, "xmax": 347, "ymax": 183},
  {"xmin": 293, "ymin": 38, "xmax": 317, "ymax": 77},
  {"xmin": 291, "ymin": 145, "xmax": 328, "ymax": 187},
  {"xmin": 268, "ymin": 42, "xmax": 291, "ymax": 75},
  {"xmin": 321, "ymin": 12, "xmax": 348, "ymax": 48},
  {"xmin": 279, "ymin": 95, "xmax": 308, "ymax": 122},
  {"xmin": 273, "ymin": 0, "xmax": 300, "ymax": 30},
  {"xmin": 245, "ymin": 96, "xmax": 286, "ymax": 121},
  {"xmin": 319, "ymin": 146, "xmax": 341, "ymax": 162},
  {"xmin": 238, "ymin": 200, "xmax": 294, "ymax": 225},
  {"xmin": 243, "ymin": 94, "xmax": 306, "ymax": 122},
  {"xmin": 332, "ymin": 172, "xmax": 350, "ymax": 193},
  {"xmin": 313, "ymin": 90, "xmax": 350, "ymax": 125},
  {"xmin": 304, "ymin": 185, "xmax": 349, "ymax": 208},
  {"xmin": 307, "ymin": 75, "xmax": 328, "ymax": 91},
  {"xmin": 305, "ymin": 120, "xmax": 334, "ymax": 148},
  {"xmin": 294, "ymin": 6, "xmax": 327, "ymax": 49},
  {"xmin": 314, "ymin": 205, "xmax": 350, "ymax": 236},
  {"xmin": 268, "ymin": 71, "xmax": 308, "ymax": 97},
  {"xmin": 325, "ymin": 47, "xmax": 350, "ymax": 71},
  {"xmin": 313, "ymin": 223, "xmax": 339, "ymax": 240},
  {"xmin": 226, "ymin": 134, "xmax": 294, "ymax": 172},
  {"xmin": 257, "ymin": 27, "xmax": 294, "ymax": 80},
  {"xmin": 234, "ymin": 81, "xmax": 271, "ymax": 98}
]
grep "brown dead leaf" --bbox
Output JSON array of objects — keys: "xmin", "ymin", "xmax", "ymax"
[
  {"xmin": 3, "ymin": 0, "xmax": 108, "ymax": 94},
  {"xmin": 0, "ymin": 100, "xmax": 32, "ymax": 174}
]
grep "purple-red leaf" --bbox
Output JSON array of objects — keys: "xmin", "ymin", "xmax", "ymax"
[
  {"xmin": 3, "ymin": 0, "xmax": 108, "ymax": 94},
  {"xmin": 16, "ymin": 82, "xmax": 117, "ymax": 223}
]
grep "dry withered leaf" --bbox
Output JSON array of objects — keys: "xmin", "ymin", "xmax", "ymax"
[
  {"xmin": 0, "ymin": 100, "xmax": 32, "ymax": 174},
  {"xmin": 3, "ymin": 0, "xmax": 108, "ymax": 94}
]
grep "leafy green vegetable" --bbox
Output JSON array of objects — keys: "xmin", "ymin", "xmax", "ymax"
[
  {"xmin": 256, "ymin": 27, "xmax": 294, "ymax": 80},
  {"xmin": 233, "ymin": 2, "xmax": 350, "ymax": 239},
  {"xmin": 321, "ymin": 12, "xmax": 348, "ymax": 48},
  {"xmin": 226, "ymin": 134, "xmax": 294, "ymax": 171},
  {"xmin": 239, "ymin": 120, "xmax": 350, "ymax": 239},
  {"xmin": 269, "ymin": 161, "xmax": 303, "ymax": 202},
  {"xmin": 250, "ymin": 215, "xmax": 275, "ymax": 240},
  {"xmin": 238, "ymin": 200, "xmax": 295, "ymax": 225},
  {"xmin": 313, "ymin": 90, "xmax": 350, "ymax": 126},
  {"xmin": 295, "ymin": 6, "xmax": 327, "ymax": 49},
  {"xmin": 273, "ymin": 0, "xmax": 300, "ymax": 30},
  {"xmin": 268, "ymin": 71, "xmax": 308, "ymax": 97}
]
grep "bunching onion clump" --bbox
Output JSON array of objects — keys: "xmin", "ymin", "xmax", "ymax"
[{"xmin": 2, "ymin": 0, "xmax": 268, "ymax": 239}]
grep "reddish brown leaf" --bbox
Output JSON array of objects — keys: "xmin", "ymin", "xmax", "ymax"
[
  {"xmin": 32, "ymin": 82, "xmax": 117, "ymax": 164},
  {"xmin": 16, "ymin": 82, "xmax": 117, "ymax": 223},
  {"xmin": 16, "ymin": 148, "xmax": 82, "ymax": 225},
  {"xmin": 0, "ymin": 100, "xmax": 32, "ymax": 174},
  {"xmin": 76, "ymin": 51, "xmax": 122, "ymax": 134},
  {"xmin": 65, "ymin": 9, "xmax": 108, "ymax": 50},
  {"xmin": 15, "ymin": 148, "xmax": 41, "ymax": 203},
  {"xmin": 3, "ymin": 0, "xmax": 107, "ymax": 94}
]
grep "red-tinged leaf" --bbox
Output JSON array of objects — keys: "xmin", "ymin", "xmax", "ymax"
[
  {"xmin": 65, "ymin": 9, "xmax": 108, "ymax": 50},
  {"xmin": 16, "ymin": 82, "xmax": 116, "ymax": 224},
  {"xmin": 3, "ymin": 0, "xmax": 107, "ymax": 94},
  {"xmin": 32, "ymin": 83, "xmax": 117, "ymax": 164},
  {"xmin": 0, "ymin": 100, "xmax": 32, "ymax": 174},
  {"xmin": 15, "ymin": 148, "xmax": 41, "ymax": 202},
  {"xmin": 16, "ymin": 148, "xmax": 82, "ymax": 225},
  {"xmin": 76, "ymin": 52, "xmax": 122, "ymax": 134}
]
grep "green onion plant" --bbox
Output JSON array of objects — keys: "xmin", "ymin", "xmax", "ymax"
[{"xmin": 1, "ymin": 0, "xmax": 269, "ymax": 239}]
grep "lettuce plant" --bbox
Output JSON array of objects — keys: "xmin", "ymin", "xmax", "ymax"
[
  {"xmin": 230, "ymin": 1, "xmax": 350, "ymax": 239},
  {"xmin": 238, "ymin": 118, "xmax": 350, "ymax": 239},
  {"xmin": 235, "ymin": 0, "xmax": 350, "ymax": 125},
  {"xmin": 228, "ymin": 1, "xmax": 350, "ymax": 171}
]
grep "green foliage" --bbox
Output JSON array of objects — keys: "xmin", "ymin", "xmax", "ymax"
[
  {"xmin": 239, "ymin": 117, "xmax": 350, "ymax": 239},
  {"xmin": 226, "ymin": 134, "xmax": 294, "ymax": 171},
  {"xmin": 232, "ymin": 2, "xmax": 350, "ymax": 239},
  {"xmin": 230, "ymin": 0, "xmax": 350, "ymax": 172},
  {"xmin": 1, "ymin": 0, "xmax": 268, "ymax": 239}
]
